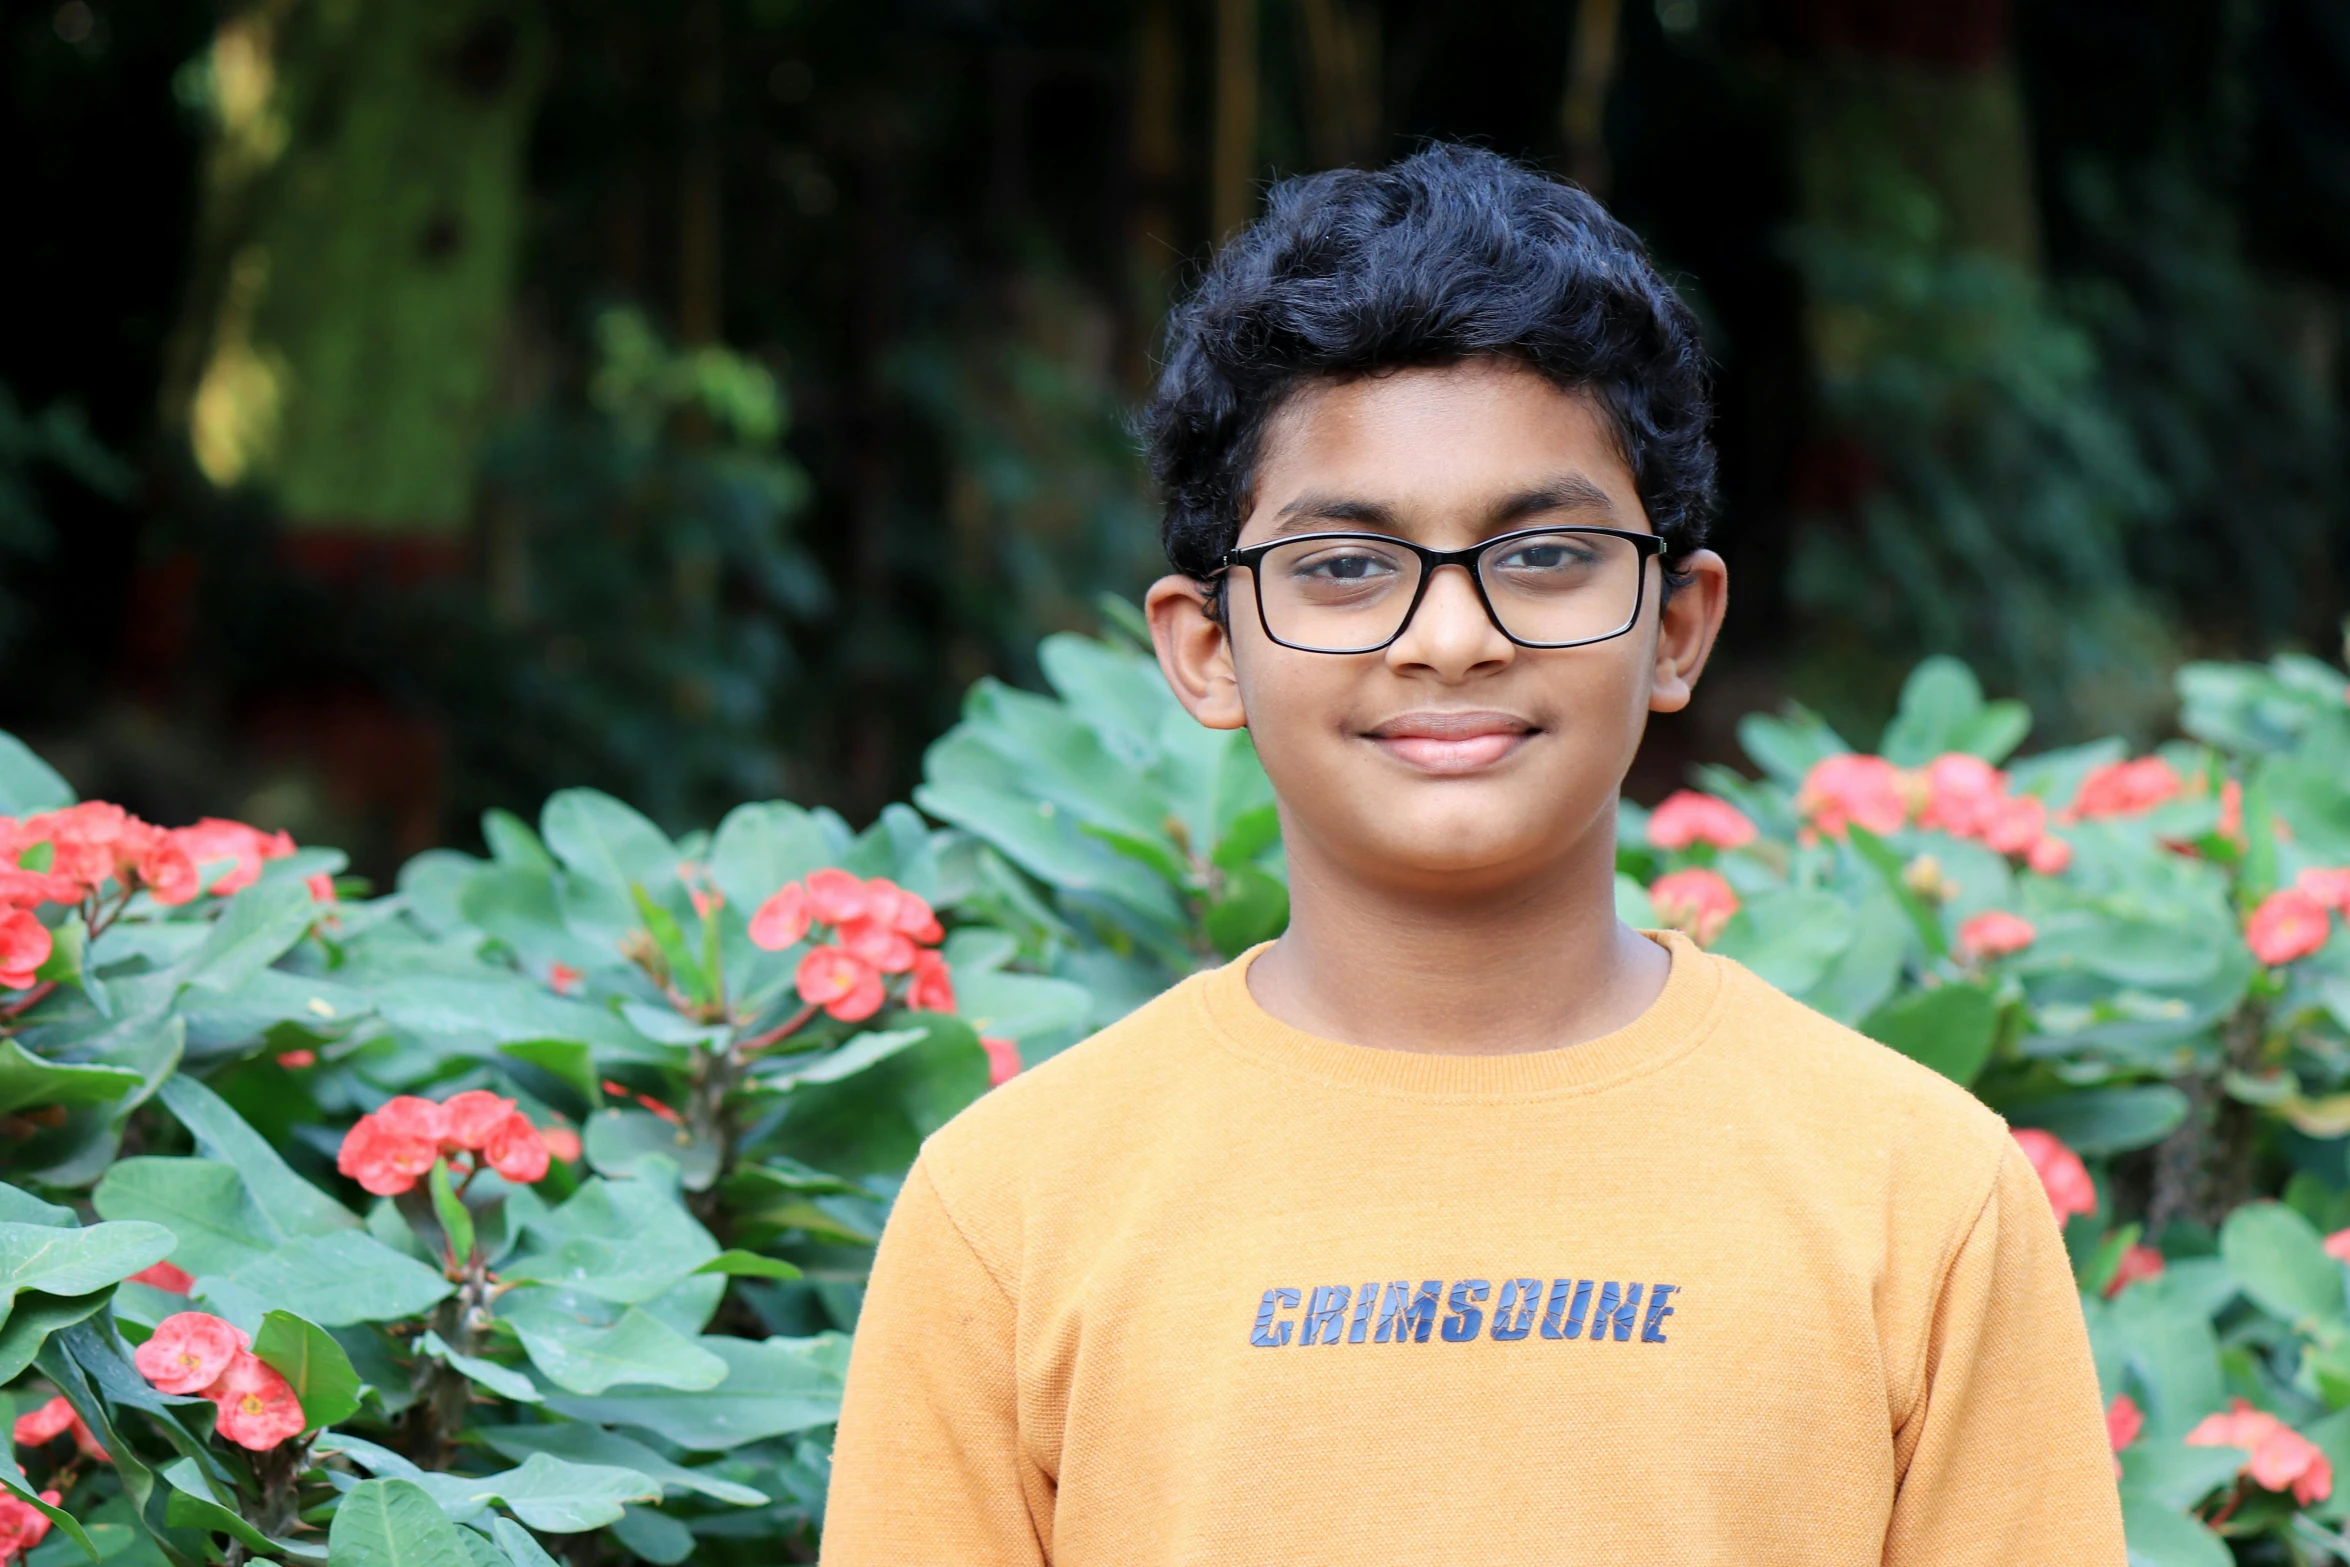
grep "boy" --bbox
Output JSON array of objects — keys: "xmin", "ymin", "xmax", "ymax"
[{"xmin": 822, "ymin": 146, "xmax": 2124, "ymax": 1564}]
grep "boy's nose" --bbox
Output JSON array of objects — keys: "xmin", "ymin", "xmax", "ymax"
[{"xmin": 1385, "ymin": 563, "xmax": 1515, "ymax": 678}]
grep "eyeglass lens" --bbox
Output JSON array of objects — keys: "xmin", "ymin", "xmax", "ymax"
[{"xmin": 1252, "ymin": 532, "xmax": 1644, "ymax": 652}]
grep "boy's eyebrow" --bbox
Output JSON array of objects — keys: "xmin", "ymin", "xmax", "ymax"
[{"xmin": 1264, "ymin": 474, "xmax": 1621, "ymax": 538}]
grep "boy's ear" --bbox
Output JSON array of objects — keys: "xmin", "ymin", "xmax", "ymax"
[
  {"xmin": 1648, "ymin": 548, "xmax": 1729, "ymax": 715},
  {"xmin": 1146, "ymin": 575, "xmax": 1249, "ymax": 731}
]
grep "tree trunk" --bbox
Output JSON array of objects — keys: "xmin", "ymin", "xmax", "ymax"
[{"xmin": 164, "ymin": 0, "xmax": 545, "ymax": 538}]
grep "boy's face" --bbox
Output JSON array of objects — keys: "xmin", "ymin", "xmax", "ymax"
[{"xmin": 1148, "ymin": 358, "xmax": 1728, "ymax": 895}]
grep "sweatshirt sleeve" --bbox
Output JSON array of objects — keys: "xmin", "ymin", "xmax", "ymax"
[
  {"xmin": 820, "ymin": 1156, "xmax": 1049, "ymax": 1567},
  {"xmin": 1882, "ymin": 1138, "xmax": 2127, "ymax": 1565}
]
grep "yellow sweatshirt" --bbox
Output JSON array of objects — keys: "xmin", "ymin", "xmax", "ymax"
[{"xmin": 822, "ymin": 932, "xmax": 2126, "ymax": 1565}]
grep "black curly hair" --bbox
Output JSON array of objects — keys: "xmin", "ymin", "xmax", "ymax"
[{"xmin": 1142, "ymin": 144, "xmax": 1717, "ymax": 586}]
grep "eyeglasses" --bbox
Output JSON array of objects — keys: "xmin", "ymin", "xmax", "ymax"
[{"xmin": 1219, "ymin": 527, "xmax": 1666, "ymax": 655}]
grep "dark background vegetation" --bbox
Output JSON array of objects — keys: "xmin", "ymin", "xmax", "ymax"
[{"xmin": 4, "ymin": 0, "xmax": 2347, "ymax": 877}]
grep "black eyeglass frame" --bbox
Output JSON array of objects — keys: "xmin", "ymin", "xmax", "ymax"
[{"xmin": 1218, "ymin": 526, "xmax": 1668, "ymax": 654}]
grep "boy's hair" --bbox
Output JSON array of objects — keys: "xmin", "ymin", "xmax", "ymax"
[{"xmin": 1142, "ymin": 144, "xmax": 1717, "ymax": 584}]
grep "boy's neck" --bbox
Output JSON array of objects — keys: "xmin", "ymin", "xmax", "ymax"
[{"xmin": 1243, "ymin": 817, "xmax": 1670, "ymax": 1058}]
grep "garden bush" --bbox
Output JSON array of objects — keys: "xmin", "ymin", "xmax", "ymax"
[{"xmin": 3, "ymin": 635, "xmax": 2350, "ymax": 1566}]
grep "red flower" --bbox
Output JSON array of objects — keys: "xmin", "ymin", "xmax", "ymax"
[
  {"xmin": 1648, "ymin": 868, "xmax": 1740, "ymax": 946},
  {"xmin": 127, "ymin": 1260, "xmax": 194, "ymax": 1294},
  {"xmin": 688, "ymin": 886, "xmax": 722, "ymax": 920},
  {"xmin": 483, "ymin": 1112, "xmax": 551, "ymax": 1184},
  {"xmin": 0, "ymin": 908, "xmax": 51, "ymax": 989},
  {"xmin": 439, "ymin": 1089, "xmax": 517, "ymax": 1153},
  {"xmin": 1980, "ymin": 794, "xmax": 2048, "ymax": 857},
  {"xmin": 2296, "ymin": 867, "xmax": 2350, "ymax": 918},
  {"xmin": 906, "ymin": 948, "xmax": 957, "ymax": 1013},
  {"xmin": 2104, "ymin": 1243, "xmax": 2164, "ymax": 1299},
  {"xmin": 133, "ymin": 1312, "xmax": 247, "ymax": 1396},
  {"xmin": 797, "ymin": 944, "xmax": 884, "ymax": 1022},
  {"xmin": 2217, "ymin": 779, "xmax": 2246, "ymax": 845},
  {"xmin": 2187, "ymin": 1400, "xmax": 2334, "ymax": 1505},
  {"xmin": 541, "ymin": 1125, "xmax": 582, "ymax": 1163},
  {"xmin": 2025, "ymin": 834, "xmax": 2073, "ymax": 876},
  {"xmin": 2068, "ymin": 757, "xmax": 2183, "ymax": 821},
  {"xmin": 206, "ymin": 1351, "xmax": 306, "ymax": 1451},
  {"xmin": 137, "ymin": 838, "xmax": 200, "ymax": 906},
  {"xmin": 872, "ymin": 882, "xmax": 945, "ymax": 944},
  {"xmin": 1645, "ymin": 789, "xmax": 1757, "ymax": 851},
  {"xmin": 167, "ymin": 818, "xmax": 294, "ymax": 896},
  {"xmin": 837, "ymin": 915, "xmax": 918, "ymax": 975},
  {"xmin": 1956, "ymin": 910, "xmax": 2036, "ymax": 963},
  {"xmin": 2247, "ymin": 888, "xmax": 2331, "ymax": 967},
  {"xmin": 980, "ymin": 1035, "xmax": 1023, "ymax": 1087},
  {"xmin": 547, "ymin": 962, "xmax": 583, "ymax": 996},
  {"xmin": 334, "ymin": 1111, "xmax": 439, "ymax": 1197},
  {"xmin": 1796, "ymin": 754, "xmax": 1910, "ymax": 838},
  {"xmin": 12, "ymin": 1396, "xmax": 75, "ymax": 1447},
  {"xmin": 2107, "ymin": 1392, "xmax": 2144, "ymax": 1454},
  {"xmin": 12, "ymin": 1395, "xmax": 106, "ymax": 1461},
  {"xmin": 0, "ymin": 1490, "xmax": 61, "ymax": 1558},
  {"xmin": 802, "ymin": 868, "xmax": 872, "ymax": 926},
  {"xmin": 305, "ymin": 872, "xmax": 338, "ymax": 905},
  {"xmin": 372, "ymin": 1095, "xmax": 449, "ymax": 1145},
  {"xmin": 0, "ymin": 866, "xmax": 80, "ymax": 908},
  {"xmin": 274, "ymin": 1049, "xmax": 315, "ymax": 1069},
  {"xmin": 1918, "ymin": 754, "xmax": 2007, "ymax": 839},
  {"xmin": 2012, "ymin": 1129, "xmax": 2097, "ymax": 1224},
  {"xmin": 2325, "ymin": 1225, "xmax": 2350, "ymax": 1263},
  {"xmin": 748, "ymin": 883, "xmax": 812, "ymax": 950}
]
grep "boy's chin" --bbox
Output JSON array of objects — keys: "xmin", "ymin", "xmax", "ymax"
[{"xmin": 1344, "ymin": 807, "xmax": 1588, "ymax": 886}]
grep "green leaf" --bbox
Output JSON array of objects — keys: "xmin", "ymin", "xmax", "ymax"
[
  {"xmin": 0, "ymin": 732, "xmax": 74, "ymax": 814},
  {"xmin": 415, "ymin": 1455, "xmax": 661, "ymax": 1534},
  {"xmin": 429, "ymin": 1161, "xmax": 475, "ymax": 1267},
  {"xmin": 0, "ymin": 1183, "xmax": 75, "ymax": 1228},
  {"xmin": 607, "ymin": 1505, "xmax": 694, "ymax": 1564},
  {"xmin": 498, "ymin": 1039, "xmax": 599, "ymax": 1108},
  {"xmin": 2116, "ymin": 1490, "xmax": 2232, "ymax": 1567},
  {"xmin": 2010, "ymin": 1087, "xmax": 2190, "ymax": 1157},
  {"xmin": 416, "ymin": 1330, "xmax": 542, "ymax": 1403},
  {"xmin": 327, "ymin": 1478, "xmax": 475, "ymax": 1567},
  {"xmin": 1861, "ymin": 984, "xmax": 1998, "ymax": 1086},
  {"xmin": 0, "ymin": 1291, "xmax": 107, "ymax": 1387},
  {"xmin": 0, "ymin": 1220, "xmax": 171, "ymax": 1309},
  {"xmin": 1202, "ymin": 864, "xmax": 1288, "ymax": 958},
  {"xmin": 178, "ymin": 880, "xmax": 317, "ymax": 994},
  {"xmin": 490, "ymin": 1518, "xmax": 561, "ymax": 1567},
  {"xmin": 371, "ymin": 978, "xmax": 651, "ymax": 1059},
  {"xmin": 91, "ymin": 1158, "xmax": 273, "ymax": 1276},
  {"xmin": 1949, "ymin": 700, "xmax": 2033, "ymax": 765},
  {"xmin": 756, "ymin": 1028, "xmax": 927, "ymax": 1089},
  {"xmin": 160, "ymin": 1458, "xmax": 277, "ymax": 1557},
  {"xmin": 1879, "ymin": 657, "xmax": 1986, "ymax": 765},
  {"xmin": 224, "ymin": 1232, "xmax": 454, "ymax": 1326},
  {"xmin": 0, "ymin": 1042, "xmax": 141, "ymax": 1119},
  {"xmin": 1735, "ymin": 706, "xmax": 1848, "ymax": 788},
  {"xmin": 691, "ymin": 1250, "xmax": 801, "ymax": 1281},
  {"xmin": 500, "ymin": 1292, "xmax": 728, "ymax": 1395},
  {"xmin": 778, "ymin": 1016, "xmax": 990, "ymax": 1179},
  {"xmin": 708, "ymin": 801, "xmax": 835, "ymax": 916},
  {"xmin": 481, "ymin": 809, "xmax": 556, "ymax": 871},
  {"xmin": 540, "ymin": 790, "xmax": 677, "ymax": 895},
  {"xmin": 478, "ymin": 1423, "xmax": 768, "ymax": 1507},
  {"xmin": 2221, "ymin": 1201, "xmax": 2345, "ymax": 1325},
  {"xmin": 156, "ymin": 1077, "xmax": 358, "ymax": 1237},
  {"xmin": 500, "ymin": 1175, "xmax": 719, "ymax": 1304},
  {"xmin": 1709, "ymin": 888, "xmax": 1857, "ymax": 992},
  {"xmin": 1211, "ymin": 803, "xmax": 1283, "ymax": 871},
  {"xmin": 2119, "ymin": 1438, "xmax": 2244, "ymax": 1511},
  {"xmin": 1843, "ymin": 825, "xmax": 1946, "ymax": 959},
  {"xmin": 540, "ymin": 1332, "xmax": 850, "ymax": 1451},
  {"xmin": 251, "ymin": 1309, "xmax": 362, "ymax": 1428}
]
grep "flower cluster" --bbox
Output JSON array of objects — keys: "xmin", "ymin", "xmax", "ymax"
[
  {"xmin": 2244, "ymin": 869, "xmax": 2350, "ymax": 967},
  {"xmin": 335, "ymin": 1089, "xmax": 554, "ymax": 1198},
  {"xmin": 131, "ymin": 1313, "xmax": 305, "ymax": 1452},
  {"xmin": 2068, "ymin": 757, "xmax": 2184, "ymax": 821},
  {"xmin": 749, "ymin": 869, "xmax": 955, "ymax": 1023},
  {"xmin": 1648, "ymin": 868, "xmax": 1738, "ymax": 945},
  {"xmin": 0, "ymin": 804, "xmax": 312, "ymax": 987},
  {"xmin": 2013, "ymin": 1128, "xmax": 2096, "ymax": 1223},
  {"xmin": 0, "ymin": 1486, "xmax": 60, "ymax": 1559},
  {"xmin": 12, "ymin": 1396, "xmax": 104, "ymax": 1461},
  {"xmin": 1795, "ymin": 752, "xmax": 2073, "ymax": 873},
  {"xmin": 2186, "ymin": 1400, "xmax": 2334, "ymax": 1505},
  {"xmin": 1955, "ymin": 910, "xmax": 2036, "ymax": 964}
]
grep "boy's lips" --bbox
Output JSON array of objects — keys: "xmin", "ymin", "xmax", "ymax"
[{"xmin": 1363, "ymin": 710, "xmax": 1538, "ymax": 772}]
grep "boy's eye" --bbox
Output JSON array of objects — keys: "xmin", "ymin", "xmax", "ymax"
[
  {"xmin": 1492, "ymin": 540, "xmax": 1598, "ymax": 573},
  {"xmin": 1283, "ymin": 546, "xmax": 1407, "ymax": 585}
]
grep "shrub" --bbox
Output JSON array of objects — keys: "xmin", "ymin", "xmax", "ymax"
[{"xmin": 5, "ymin": 640, "xmax": 2350, "ymax": 1565}]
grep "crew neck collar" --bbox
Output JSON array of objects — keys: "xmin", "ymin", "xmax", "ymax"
[{"xmin": 1193, "ymin": 929, "xmax": 1726, "ymax": 1102}]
